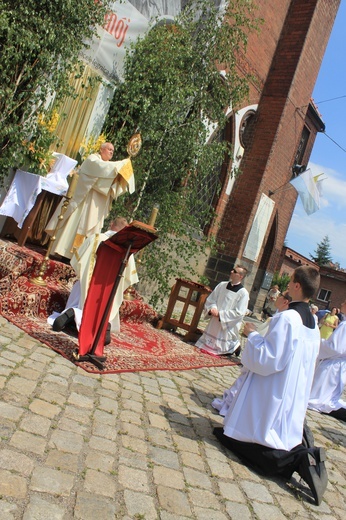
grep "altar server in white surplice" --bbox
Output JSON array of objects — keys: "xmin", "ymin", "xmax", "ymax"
[
  {"xmin": 213, "ymin": 266, "xmax": 328, "ymax": 506},
  {"xmin": 196, "ymin": 266, "xmax": 249, "ymax": 356},
  {"xmin": 212, "ymin": 290, "xmax": 292, "ymax": 417},
  {"xmin": 308, "ymin": 298, "xmax": 346, "ymax": 422},
  {"xmin": 45, "ymin": 142, "xmax": 135, "ymax": 259}
]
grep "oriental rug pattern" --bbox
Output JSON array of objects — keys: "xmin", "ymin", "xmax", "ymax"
[{"xmin": 0, "ymin": 239, "xmax": 241, "ymax": 374}]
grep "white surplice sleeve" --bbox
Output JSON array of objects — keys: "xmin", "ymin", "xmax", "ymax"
[{"xmin": 241, "ymin": 310, "xmax": 300, "ymax": 376}]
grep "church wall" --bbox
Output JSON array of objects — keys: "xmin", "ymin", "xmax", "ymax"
[{"xmin": 205, "ymin": 0, "xmax": 340, "ymax": 314}]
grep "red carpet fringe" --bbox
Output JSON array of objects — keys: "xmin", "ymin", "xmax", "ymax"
[{"xmin": 0, "ymin": 239, "xmax": 240, "ymax": 374}]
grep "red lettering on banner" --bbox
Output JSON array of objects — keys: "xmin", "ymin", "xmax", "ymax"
[{"xmin": 104, "ymin": 12, "xmax": 130, "ymax": 48}]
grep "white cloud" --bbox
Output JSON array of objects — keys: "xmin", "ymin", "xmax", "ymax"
[{"xmin": 309, "ymin": 161, "xmax": 346, "ymax": 209}]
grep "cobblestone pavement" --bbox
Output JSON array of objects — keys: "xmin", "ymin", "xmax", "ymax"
[{"xmin": 1, "ymin": 314, "xmax": 346, "ymax": 520}]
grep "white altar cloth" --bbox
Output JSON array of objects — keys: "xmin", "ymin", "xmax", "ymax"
[{"xmin": 0, "ymin": 154, "xmax": 77, "ymax": 229}]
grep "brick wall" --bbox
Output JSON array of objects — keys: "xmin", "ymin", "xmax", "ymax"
[{"xmin": 205, "ymin": 0, "xmax": 340, "ymax": 311}]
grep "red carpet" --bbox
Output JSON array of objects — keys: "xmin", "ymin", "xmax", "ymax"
[{"xmin": 0, "ymin": 239, "xmax": 241, "ymax": 374}]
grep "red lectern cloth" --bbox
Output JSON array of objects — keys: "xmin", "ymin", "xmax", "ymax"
[{"xmin": 78, "ymin": 222, "xmax": 157, "ymax": 357}]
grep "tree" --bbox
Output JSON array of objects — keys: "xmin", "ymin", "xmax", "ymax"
[
  {"xmin": 103, "ymin": 0, "xmax": 259, "ymax": 307},
  {"xmin": 0, "ymin": 0, "xmax": 111, "ymax": 180},
  {"xmin": 310, "ymin": 235, "xmax": 333, "ymax": 266},
  {"xmin": 272, "ymin": 271, "xmax": 290, "ymax": 292}
]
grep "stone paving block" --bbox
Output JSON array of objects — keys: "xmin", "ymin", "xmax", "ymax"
[
  {"xmin": 85, "ymin": 450, "xmax": 115, "ymax": 473},
  {"xmin": 0, "ymin": 334, "xmax": 12, "ymax": 346},
  {"xmin": 43, "ymin": 373, "xmax": 69, "ymax": 387},
  {"xmin": 0, "ymin": 448, "xmax": 35, "ymax": 476},
  {"xmin": 89, "ymin": 435, "xmax": 118, "ymax": 455},
  {"xmin": 180, "ymin": 450, "xmax": 205, "ymax": 471},
  {"xmin": 58, "ymin": 417, "xmax": 89, "ymax": 436},
  {"xmin": 13, "ymin": 366, "xmax": 41, "ymax": 380},
  {"xmin": 45, "ymin": 450, "xmax": 79, "ymax": 472},
  {"xmin": 67, "ymin": 391, "xmax": 94, "ymax": 409},
  {"xmin": 251, "ymin": 502, "xmax": 287, "ymax": 520},
  {"xmin": 172, "ymin": 434, "xmax": 201, "ymax": 454},
  {"xmin": 0, "ymin": 401, "xmax": 24, "ymax": 421},
  {"xmin": 225, "ymin": 501, "xmax": 253, "ymax": 520},
  {"xmin": 183, "ymin": 466, "xmax": 213, "ymax": 490},
  {"xmin": 160, "ymin": 512, "xmax": 191, "ymax": 520},
  {"xmin": 49, "ymin": 429, "xmax": 85, "ymax": 454},
  {"xmin": 149, "ymin": 445, "xmax": 180, "ymax": 470},
  {"xmin": 208, "ymin": 457, "xmax": 235, "ymax": 479},
  {"xmin": 38, "ymin": 389, "xmax": 66, "ymax": 406},
  {"xmin": 23, "ymin": 495, "xmax": 67, "ymax": 520},
  {"xmin": 0, "ymin": 419, "xmax": 16, "ymax": 441},
  {"xmin": 63, "ymin": 404, "xmax": 93, "ymax": 424},
  {"xmin": 0, "ymin": 365, "xmax": 13, "ymax": 377},
  {"xmin": 0, "ymin": 500, "xmax": 18, "ymax": 520},
  {"xmin": 20, "ymin": 412, "xmax": 52, "ymax": 437},
  {"xmin": 118, "ymin": 447, "xmax": 148, "ymax": 471},
  {"xmin": 147, "ymin": 426, "xmax": 173, "ymax": 447},
  {"xmin": 6, "ymin": 376, "xmax": 38, "ymax": 396},
  {"xmin": 74, "ymin": 491, "xmax": 118, "ymax": 520},
  {"xmin": 148, "ymin": 411, "xmax": 171, "ymax": 430},
  {"xmin": 92, "ymin": 421, "xmax": 118, "ymax": 441},
  {"xmin": 123, "ymin": 489, "xmax": 158, "ymax": 520},
  {"xmin": 0, "ymin": 356, "xmax": 16, "ymax": 367},
  {"xmin": 218, "ymin": 481, "xmax": 246, "ymax": 503},
  {"xmin": 93, "ymin": 408, "xmax": 117, "ymax": 426},
  {"xmin": 153, "ymin": 465, "xmax": 185, "ymax": 490},
  {"xmin": 193, "ymin": 507, "xmax": 229, "ymax": 520},
  {"xmin": 0, "ymin": 468, "xmax": 27, "ymax": 498},
  {"xmin": 30, "ymin": 466, "xmax": 75, "ymax": 496},
  {"xmin": 2, "ymin": 350, "xmax": 24, "ymax": 364},
  {"xmin": 240, "ymin": 480, "xmax": 274, "ymax": 503},
  {"xmin": 10, "ymin": 430, "xmax": 47, "ymax": 455},
  {"xmin": 120, "ymin": 421, "xmax": 146, "ymax": 440},
  {"xmin": 84, "ymin": 468, "xmax": 117, "ymax": 498},
  {"xmin": 121, "ymin": 433, "xmax": 148, "ymax": 455},
  {"xmin": 125, "ymin": 397, "xmax": 144, "ymax": 414},
  {"xmin": 156, "ymin": 485, "xmax": 192, "ymax": 517},
  {"xmin": 98, "ymin": 395, "xmax": 118, "ymax": 414},
  {"xmin": 118, "ymin": 464, "xmax": 150, "ymax": 492},
  {"xmin": 188, "ymin": 487, "xmax": 221, "ymax": 509},
  {"xmin": 29, "ymin": 398, "xmax": 61, "ymax": 418},
  {"xmin": 119, "ymin": 409, "xmax": 142, "ymax": 425},
  {"xmin": 73, "ymin": 373, "xmax": 99, "ymax": 387}
]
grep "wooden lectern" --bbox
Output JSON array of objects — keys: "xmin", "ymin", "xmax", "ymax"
[{"xmin": 74, "ymin": 221, "xmax": 158, "ymax": 370}]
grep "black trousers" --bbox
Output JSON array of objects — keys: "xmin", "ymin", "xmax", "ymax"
[{"xmin": 214, "ymin": 422, "xmax": 314, "ymax": 479}]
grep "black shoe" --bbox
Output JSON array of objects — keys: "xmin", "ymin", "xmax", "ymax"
[
  {"xmin": 298, "ymin": 448, "xmax": 328, "ymax": 506},
  {"xmin": 233, "ymin": 346, "xmax": 241, "ymax": 357},
  {"xmin": 104, "ymin": 323, "xmax": 111, "ymax": 346},
  {"xmin": 53, "ymin": 308, "xmax": 75, "ymax": 332}
]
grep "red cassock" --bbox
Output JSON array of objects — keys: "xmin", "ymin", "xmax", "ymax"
[{"xmin": 77, "ymin": 221, "xmax": 158, "ymax": 366}]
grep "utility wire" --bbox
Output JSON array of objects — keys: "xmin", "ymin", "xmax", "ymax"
[
  {"xmin": 315, "ymin": 94, "xmax": 346, "ymax": 104},
  {"xmin": 321, "ymin": 131, "xmax": 346, "ymax": 154}
]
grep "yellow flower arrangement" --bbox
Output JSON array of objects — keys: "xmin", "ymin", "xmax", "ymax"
[
  {"xmin": 79, "ymin": 133, "xmax": 107, "ymax": 163},
  {"xmin": 22, "ymin": 110, "xmax": 60, "ymax": 175}
]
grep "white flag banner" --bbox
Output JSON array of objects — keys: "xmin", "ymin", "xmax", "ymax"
[{"xmin": 290, "ymin": 169, "xmax": 320, "ymax": 215}]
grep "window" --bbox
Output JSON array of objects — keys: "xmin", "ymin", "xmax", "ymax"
[{"xmin": 317, "ymin": 288, "xmax": 331, "ymax": 302}]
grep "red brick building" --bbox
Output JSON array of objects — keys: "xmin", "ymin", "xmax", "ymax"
[
  {"xmin": 279, "ymin": 247, "xmax": 346, "ymax": 310},
  {"xmin": 204, "ymin": 0, "xmax": 341, "ymax": 313}
]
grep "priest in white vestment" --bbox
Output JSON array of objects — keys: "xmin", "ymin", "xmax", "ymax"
[
  {"xmin": 45, "ymin": 142, "xmax": 135, "ymax": 259},
  {"xmin": 48, "ymin": 217, "xmax": 138, "ymax": 334},
  {"xmin": 213, "ymin": 266, "xmax": 328, "ymax": 506},
  {"xmin": 196, "ymin": 265, "xmax": 249, "ymax": 356},
  {"xmin": 308, "ymin": 298, "xmax": 346, "ymax": 422}
]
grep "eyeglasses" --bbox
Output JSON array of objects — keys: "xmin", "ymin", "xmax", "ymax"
[
  {"xmin": 279, "ymin": 292, "xmax": 291, "ymax": 301},
  {"xmin": 232, "ymin": 268, "xmax": 241, "ymax": 275}
]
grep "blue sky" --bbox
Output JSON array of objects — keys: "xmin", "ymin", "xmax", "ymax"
[{"xmin": 285, "ymin": 1, "xmax": 346, "ymax": 268}]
